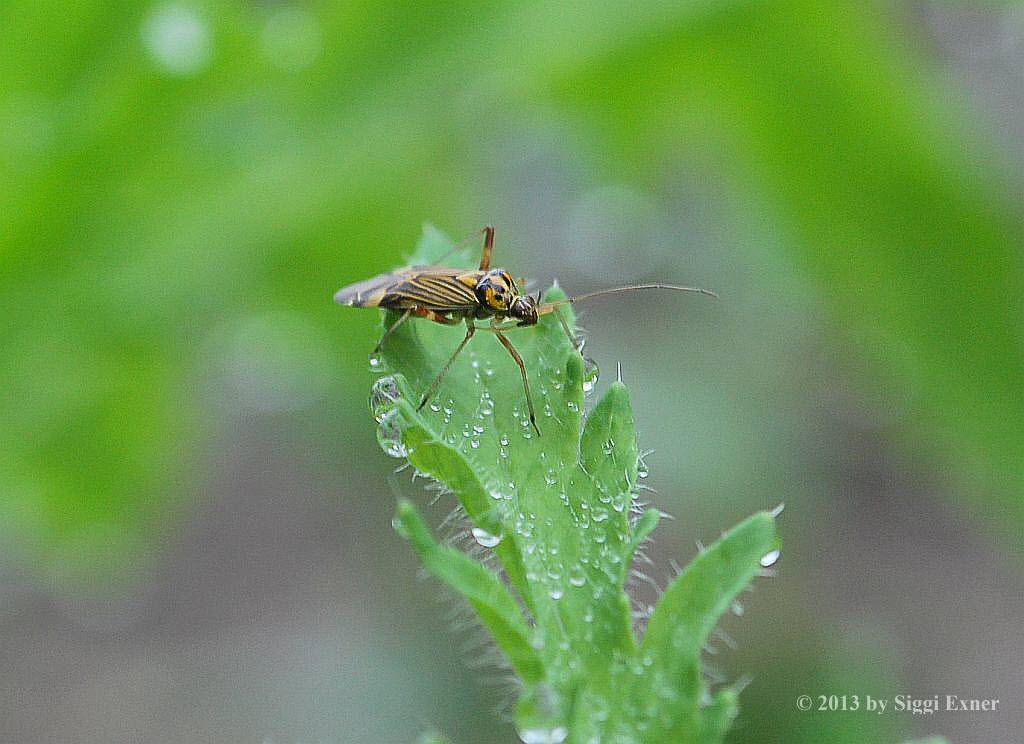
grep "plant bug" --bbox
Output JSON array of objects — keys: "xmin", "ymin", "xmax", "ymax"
[{"xmin": 334, "ymin": 226, "xmax": 715, "ymax": 435}]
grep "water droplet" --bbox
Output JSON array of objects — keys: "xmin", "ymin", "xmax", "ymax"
[
  {"xmin": 470, "ymin": 439, "xmax": 481, "ymax": 449},
  {"xmin": 637, "ymin": 454, "xmax": 649, "ymax": 479},
  {"xmin": 601, "ymin": 438, "xmax": 615, "ymax": 455},
  {"xmin": 368, "ymin": 353, "xmax": 382, "ymax": 370},
  {"xmin": 548, "ymin": 587, "xmax": 564, "ymax": 600},
  {"xmin": 391, "ymin": 516, "xmax": 408, "ymax": 537},
  {"xmin": 368, "ymin": 375, "xmax": 400, "ymax": 422},
  {"xmin": 471, "ymin": 527, "xmax": 503, "ymax": 548},
  {"xmin": 375, "ymin": 410, "xmax": 408, "ymax": 458},
  {"xmin": 429, "ymin": 401, "xmax": 441, "ymax": 412},
  {"xmin": 759, "ymin": 549, "xmax": 781, "ymax": 567},
  {"xmin": 568, "ymin": 569, "xmax": 586, "ymax": 588},
  {"xmin": 582, "ymin": 357, "xmax": 599, "ymax": 394},
  {"xmin": 519, "ymin": 728, "xmax": 568, "ymax": 744},
  {"xmin": 544, "ymin": 470, "xmax": 558, "ymax": 486},
  {"xmin": 731, "ymin": 601, "xmax": 745, "ymax": 616}
]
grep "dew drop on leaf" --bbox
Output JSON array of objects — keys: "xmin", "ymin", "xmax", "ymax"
[
  {"xmin": 518, "ymin": 728, "xmax": 568, "ymax": 744},
  {"xmin": 582, "ymin": 357, "xmax": 599, "ymax": 394},
  {"xmin": 759, "ymin": 549, "xmax": 781, "ymax": 567},
  {"xmin": 368, "ymin": 375, "xmax": 400, "ymax": 422},
  {"xmin": 471, "ymin": 526, "xmax": 503, "ymax": 548},
  {"xmin": 391, "ymin": 516, "xmax": 408, "ymax": 538},
  {"xmin": 376, "ymin": 409, "xmax": 408, "ymax": 458},
  {"xmin": 637, "ymin": 454, "xmax": 649, "ymax": 479}
]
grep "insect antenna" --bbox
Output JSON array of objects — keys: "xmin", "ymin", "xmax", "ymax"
[{"xmin": 536, "ymin": 283, "xmax": 717, "ymax": 315}]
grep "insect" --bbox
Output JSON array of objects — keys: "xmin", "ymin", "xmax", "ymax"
[{"xmin": 334, "ymin": 226, "xmax": 715, "ymax": 436}]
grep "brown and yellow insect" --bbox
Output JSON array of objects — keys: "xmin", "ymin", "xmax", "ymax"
[{"xmin": 334, "ymin": 226, "xmax": 715, "ymax": 435}]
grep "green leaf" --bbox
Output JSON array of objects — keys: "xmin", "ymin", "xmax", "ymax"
[
  {"xmin": 394, "ymin": 499, "xmax": 543, "ymax": 685},
  {"xmin": 371, "ymin": 225, "xmax": 778, "ymax": 742},
  {"xmin": 375, "ymin": 226, "xmax": 641, "ymax": 675},
  {"xmin": 697, "ymin": 687, "xmax": 739, "ymax": 744},
  {"xmin": 638, "ymin": 511, "xmax": 778, "ymax": 741}
]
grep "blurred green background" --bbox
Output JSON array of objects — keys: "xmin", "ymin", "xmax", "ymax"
[{"xmin": 1, "ymin": 1, "xmax": 1022, "ymax": 742}]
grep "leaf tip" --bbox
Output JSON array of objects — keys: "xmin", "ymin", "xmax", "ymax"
[{"xmin": 392, "ymin": 498, "xmax": 421, "ymax": 541}]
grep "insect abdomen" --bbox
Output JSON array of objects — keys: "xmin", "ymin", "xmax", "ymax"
[{"xmin": 334, "ymin": 266, "xmax": 479, "ymax": 310}]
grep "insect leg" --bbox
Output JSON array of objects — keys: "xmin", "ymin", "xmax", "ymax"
[
  {"xmin": 412, "ymin": 307, "xmax": 462, "ymax": 325},
  {"xmin": 417, "ymin": 321, "xmax": 476, "ymax": 411},
  {"xmin": 481, "ymin": 311, "xmax": 577, "ymax": 350},
  {"xmin": 373, "ymin": 308, "xmax": 414, "ymax": 354},
  {"xmin": 430, "ymin": 225, "xmax": 495, "ymax": 267},
  {"xmin": 494, "ymin": 330, "xmax": 540, "ymax": 437},
  {"xmin": 478, "ymin": 225, "xmax": 495, "ymax": 271}
]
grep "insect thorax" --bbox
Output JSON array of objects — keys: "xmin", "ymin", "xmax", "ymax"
[{"xmin": 474, "ymin": 269, "xmax": 517, "ymax": 313}]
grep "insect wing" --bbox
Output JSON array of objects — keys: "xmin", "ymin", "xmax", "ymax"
[
  {"xmin": 381, "ymin": 268, "xmax": 479, "ymax": 311},
  {"xmin": 333, "ymin": 270, "xmax": 406, "ymax": 307}
]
